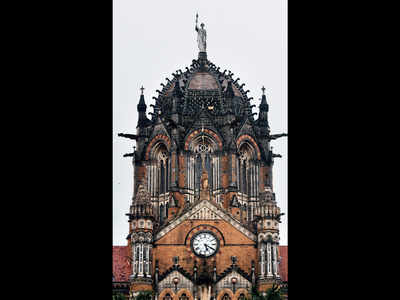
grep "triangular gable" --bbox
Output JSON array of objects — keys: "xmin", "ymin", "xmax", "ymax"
[
  {"xmin": 148, "ymin": 119, "xmax": 175, "ymax": 148},
  {"xmin": 158, "ymin": 270, "xmax": 194, "ymax": 293},
  {"xmin": 154, "ymin": 200, "xmax": 257, "ymax": 242},
  {"xmin": 215, "ymin": 270, "xmax": 251, "ymax": 291},
  {"xmin": 236, "ymin": 117, "xmax": 257, "ymax": 141},
  {"xmin": 184, "ymin": 109, "xmax": 224, "ymax": 144},
  {"xmin": 188, "ymin": 205, "xmax": 222, "ymax": 220}
]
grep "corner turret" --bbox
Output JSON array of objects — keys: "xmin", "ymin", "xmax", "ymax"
[
  {"xmin": 137, "ymin": 86, "xmax": 151, "ymax": 128},
  {"xmin": 256, "ymin": 86, "xmax": 269, "ymax": 128}
]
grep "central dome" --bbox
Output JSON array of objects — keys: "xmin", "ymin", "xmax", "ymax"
[{"xmin": 152, "ymin": 54, "xmax": 253, "ymax": 119}]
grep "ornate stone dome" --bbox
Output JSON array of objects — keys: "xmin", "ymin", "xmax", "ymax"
[{"xmin": 153, "ymin": 53, "xmax": 254, "ymax": 119}]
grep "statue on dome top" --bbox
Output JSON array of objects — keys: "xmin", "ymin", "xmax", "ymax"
[{"xmin": 195, "ymin": 13, "xmax": 207, "ymax": 52}]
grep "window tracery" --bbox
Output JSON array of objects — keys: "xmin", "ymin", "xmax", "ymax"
[
  {"xmin": 186, "ymin": 133, "xmax": 221, "ymax": 203},
  {"xmin": 237, "ymin": 141, "xmax": 259, "ymax": 222},
  {"xmin": 146, "ymin": 142, "xmax": 170, "ymax": 223}
]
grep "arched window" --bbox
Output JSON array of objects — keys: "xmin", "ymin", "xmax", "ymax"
[
  {"xmin": 179, "ymin": 293, "xmax": 189, "ymax": 300},
  {"xmin": 147, "ymin": 142, "xmax": 170, "ymax": 222},
  {"xmin": 222, "ymin": 294, "xmax": 231, "ymax": 300},
  {"xmin": 187, "ymin": 133, "xmax": 219, "ymax": 203},
  {"xmin": 237, "ymin": 141, "xmax": 259, "ymax": 221},
  {"xmin": 148, "ymin": 142, "xmax": 169, "ymax": 197},
  {"xmin": 163, "ymin": 293, "xmax": 172, "ymax": 300}
]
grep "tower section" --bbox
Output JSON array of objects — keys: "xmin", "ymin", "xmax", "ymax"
[
  {"xmin": 118, "ymin": 21, "xmax": 287, "ymax": 298},
  {"xmin": 127, "ymin": 184, "xmax": 155, "ymax": 295},
  {"xmin": 256, "ymin": 186, "xmax": 284, "ymax": 293}
]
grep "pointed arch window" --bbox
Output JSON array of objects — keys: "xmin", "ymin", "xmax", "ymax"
[
  {"xmin": 179, "ymin": 294, "xmax": 189, "ymax": 300},
  {"xmin": 237, "ymin": 141, "xmax": 260, "ymax": 222},
  {"xmin": 147, "ymin": 142, "xmax": 169, "ymax": 197},
  {"xmin": 163, "ymin": 293, "xmax": 172, "ymax": 300},
  {"xmin": 222, "ymin": 294, "xmax": 231, "ymax": 300},
  {"xmin": 186, "ymin": 131, "xmax": 221, "ymax": 203}
]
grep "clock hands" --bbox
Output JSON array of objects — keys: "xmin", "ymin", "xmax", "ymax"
[{"xmin": 204, "ymin": 244, "xmax": 215, "ymax": 251}]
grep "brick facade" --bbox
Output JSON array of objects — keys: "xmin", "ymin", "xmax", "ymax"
[{"xmin": 115, "ymin": 50, "xmax": 287, "ymax": 300}]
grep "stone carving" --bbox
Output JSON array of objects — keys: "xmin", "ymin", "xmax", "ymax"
[
  {"xmin": 200, "ymin": 169, "xmax": 210, "ymax": 201},
  {"xmin": 189, "ymin": 206, "xmax": 221, "ymax": 220},
  {"xmin": 135, "ymin": 184, "xmax": 151, "ymax": 203},
  {"xmin": 195, "ymin": 13, "xmax": 207, "ymax": 52}
]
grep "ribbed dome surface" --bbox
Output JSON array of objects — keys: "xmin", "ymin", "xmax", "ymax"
[
  {"xmin": 151, "ymin": 54, "xmax": 255, "ymax": 120},
  {"xmin": 188, "ymin": 72, "xmax": 219, "ymax": 90}
]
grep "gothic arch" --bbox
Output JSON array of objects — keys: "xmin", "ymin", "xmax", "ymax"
[
  {"xmin": 159, "ymin": 289, "xmax": 176, "ymax": 300},
  {"xmin": 233, "ymin": 289, "xmax": 249, "ymax": 300},
  {"xmin": 184, "ymin": 128, "xmax": 223, "ymax": 151},
  {"xmin": 145, "ymin": 134, "xmax": 171, "ymax": 160},
  {"xmin": 184, "ymin": 128, "xmax": 223, "ymax": 204},
  {"xmin": 236, "ymin": 135, "xmax": 261, "ymax": 160},
  {"xmin": 176, "ymin": 289, "xmax": 194, "ymax": 300},
  {"xmin": 217, "ymin": 289, "xmax": 234, "ymax": 300},
  {"xmin": 149, "ymin": 140, "xmax": 169, "ymax": 161}
]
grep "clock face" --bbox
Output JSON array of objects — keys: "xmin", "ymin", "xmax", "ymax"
[{"xmin": 191, "ymin": 231, "xmax": 219, "ymax": 258}]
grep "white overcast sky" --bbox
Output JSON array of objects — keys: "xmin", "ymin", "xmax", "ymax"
[{"xmin": 113, "ymin": 0, "xmax": 287, "ymax": 246}]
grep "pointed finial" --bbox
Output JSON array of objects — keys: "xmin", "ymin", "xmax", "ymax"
[
  {"xmin": 140, "ymin": 86, "xmax": 145, "ymax": 95},
  {"xmin": 261, "ymin": 86, "xmax": 266, "ymax": 95}
]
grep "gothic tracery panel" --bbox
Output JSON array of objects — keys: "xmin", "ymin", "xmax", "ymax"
[
  {"xmin": 186, "ymin": 133, "xmax": 222, "ymax": 204},
  {"xmin": 146, "ymin": 141, "xmax": 172, "ymax": 224}
]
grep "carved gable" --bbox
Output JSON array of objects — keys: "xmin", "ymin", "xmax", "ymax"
[
  {"xmin": 236, "ymin": 118, "xmax": 257, "ymax": 142},
  {"xmin": 158, "ymin": 270, "xmax": 194, "ymax": 294},
  {"xmin": 216, "ymin": 270, "xmax": 251, "ymax": 293},
  {"xmin": 154, "ymin": 200, "xmax": 256, "ymax": 242},
  {"xmin": 188, "ymin": 205, "xmax": 221, "ymax": 220}
]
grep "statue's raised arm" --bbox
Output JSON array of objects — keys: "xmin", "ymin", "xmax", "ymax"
[{"xmin": 195, "ymin": 13, "xmax": 207, "ymax": 52}]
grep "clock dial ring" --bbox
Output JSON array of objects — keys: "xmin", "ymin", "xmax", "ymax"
[{"xmin": 190, "ymin": 230, "xmax": 220, "ymax": 258}]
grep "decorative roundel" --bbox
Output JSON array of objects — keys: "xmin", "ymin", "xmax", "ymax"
[
  {"xmin": 197, "ymin": 143, "xmax": 210, "ymax": 153},
  {"xmin": 190, "ymin": 230, "xmax": 220, "ymax": 258}
]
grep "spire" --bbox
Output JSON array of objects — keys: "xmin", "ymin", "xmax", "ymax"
[
  {"xmin": 259, "ymin": 86, "xmax": 269, "ymax": 112},
  {"xmin": 257, "ymin": 86, "xmax": 269, "ymax": 127},
  {"xmin": 137, "ymin": 86, "xmax": 147, "ymax": 112},
  {"xmin": 137, "ymin": 86, "xmax": 150, "ymax": 127}
]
